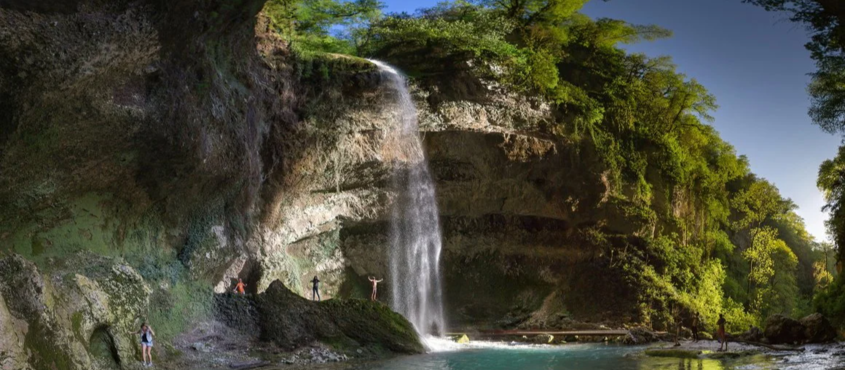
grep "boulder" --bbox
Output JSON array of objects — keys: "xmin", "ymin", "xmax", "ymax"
[
  {"xmin": 736, "ymin": 326, "xmax": 763, "ymax": 342},
  {"xmin": 256, "ymin": 280, "xmax": 424, "ymax": 354},
  {"xmin": 799, "ymin": 313, "xmax": 837, "ymax": 343},
  {"xmin": 531, "ymin": 334, "xmax": 554, "ymax": 344},
  {"xmin": 764, "ymin": 315, "xmax": 806, "ymax": 344},
  {"xmin": 623, "ymin": 327, "xmax": 658, "ymax": 345}
]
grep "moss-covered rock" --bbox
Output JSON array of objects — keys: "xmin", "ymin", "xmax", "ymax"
[
  {"xmin": 0, "ymin": 253, "xmax": 156, "ymax": 369},
  {"xmin": 256, "ymin": 280, "xmax": 423, "ymax": 354},
  {"xmin": 0, "ymin": 278, "xmax": 31, "ymax": 370}
]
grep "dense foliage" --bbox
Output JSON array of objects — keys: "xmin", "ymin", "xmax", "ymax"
[
  {"xmin": 268, "ymin": 0, "xmax": 837, "ymax": 330},
  {"xmin": 264, "ymin": 0, "xmax": 383, "ymax": 54},
  {"xmin": 745, "ymin": 0, "xmax": 845, "ymax": 324},
  {"xmin": 744, "ymin": 0, "xmax": 845, "ymax": 134}
]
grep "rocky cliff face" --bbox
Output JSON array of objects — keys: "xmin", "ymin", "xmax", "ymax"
[
  {"xmin": 279, "ymin": 74, "xmax": 643, "ymax": 330},
  {"xmin": 0, "ymin": 0, "xmax": 646, "ymax": 368}
]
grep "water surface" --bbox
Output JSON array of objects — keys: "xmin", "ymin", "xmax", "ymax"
[{"xmin": 343, "ymin": 343, "xmax": 845, "ymax": 370}]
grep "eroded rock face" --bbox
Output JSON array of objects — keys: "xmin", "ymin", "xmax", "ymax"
[
  {"xmin": 0, "ymin": 1, "xmax": 294, "ymax": 366},
  {"xmin": 0, "ymin": 0, "xmax": 696, "ymax": 365},
  {"xmin": 0, "ymin": 253, "xmax": 151, "ymax": 370}
]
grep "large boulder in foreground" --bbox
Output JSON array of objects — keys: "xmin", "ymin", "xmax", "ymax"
[
  {"xmin": 256, "ymin": 280, "xmax": 423, "ymax": 354},
  {"xmin": 799, "ymin": 313, "xmax": 837, "ymax": 343},
  {"xmin": 764, "ymin": 315, "xmax": 806, "ymax": 344}
]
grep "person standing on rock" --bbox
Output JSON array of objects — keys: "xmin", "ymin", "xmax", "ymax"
[
  {"xmin": 368, "ymin": 276, "xmax": 383, "ymax": 301},
  {"xmin": 233, "ymin": 278, "xmax": 247, "ymax": 295},
  {"xmin": 311, "ymin": 275, "xmax": 321, "ymax": 301},
  {"xmin": 132, "ymin": 323, "xmax": 155, "ymax": 367},
  {"xmin": 717, "ymin": 314, "xmax": 727, "ymax": 351}
]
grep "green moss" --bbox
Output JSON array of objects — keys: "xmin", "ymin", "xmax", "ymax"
[
  {"xmin": 644, "ymin": 349, "xmax": 701, "ymax": 359},
  {"xmin": 258, "ymin": 281, "xmax": 423, "ymax": 354},
  {"xmin": 24, "ymin": 319, "xmax": 74, "ymax": 370},
  {"xmin": 6, "ymin": 193, "xmax": 169, "ymax": 274},
  {"xmin": 88, "ymin": 326, "xmax": 120, "ymax": 369},
  {"xmin": 322, "ymin": 298, "xmax": 422, "ymax": 353},
  {"xmin": 146, "ymin": 279, "xmax": 213, "ymax": 343},
  {"xmin": 704, "ymin": 350, "xmax": 760, "ymax": 359},
  {"xmin": 71, "ymin": 311, "xmax": 84, "ymax": 343},
  {"xmin": 294, "ymin": 52, "xmax": 376, "ymax": 90},
  {"xmin": 30, "ymin": 236, "xmax": 45, "ymax": 256},
  {"xmin": 337, "ymin": 267, "xmax": 370, "ymax": 299}
]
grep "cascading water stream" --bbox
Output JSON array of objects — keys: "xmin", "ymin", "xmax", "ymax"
[{"xmin": 369, "ymin": 59, "xmax": 446, "ymax": 340}]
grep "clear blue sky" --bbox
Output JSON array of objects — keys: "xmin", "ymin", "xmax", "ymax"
[{"xmin": 379, "ymin": 0, "xmax": 842, "ymax": 241}]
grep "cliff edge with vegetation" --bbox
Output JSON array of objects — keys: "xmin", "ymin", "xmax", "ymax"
[{"xmin": 0, "ymin": 0, "xmax": 841, "ymax": 368}]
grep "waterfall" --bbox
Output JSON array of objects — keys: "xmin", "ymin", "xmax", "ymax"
[{"xmin": 369, "ymin": 59, "xmax": 446, "ymax": 338}]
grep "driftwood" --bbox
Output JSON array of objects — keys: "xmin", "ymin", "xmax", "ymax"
[{"xmin": 228, "ymin": 361, "xmax": 271, "ymax": 370}]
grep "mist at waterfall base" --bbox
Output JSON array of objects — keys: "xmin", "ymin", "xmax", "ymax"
[{"xmin": 370, "ymin": 60, "xmax": 446, "ymax": 344}]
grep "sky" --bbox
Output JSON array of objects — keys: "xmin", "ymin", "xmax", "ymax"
[{"xmin": 379, "ymin": 0, "xmax": 842, "ymax": 241}]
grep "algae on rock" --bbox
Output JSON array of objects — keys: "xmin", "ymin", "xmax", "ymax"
[{"xmin": 257, "ymin": 280, "xmax": 424, "ymax": 354}]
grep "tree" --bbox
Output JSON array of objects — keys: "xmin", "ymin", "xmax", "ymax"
[
  {"xmin": 818, "ymin": 146, "xmax": 845, "ymax": 256},
  {"xmin": 743, "ymin": 227, "xmax": 790, "ymax": 313},
  {"xmin": 744, "ymin": 0, "xmax": 845, "ymax": 133},
  {"xmin": 264, "ymin": 0, "xmax": 383, "ymax": 53},
  {"xmin": 731, "ymin": 179, "xmax": 788, "ymax": 230}
]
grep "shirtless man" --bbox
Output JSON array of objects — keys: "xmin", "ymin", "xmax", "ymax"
[
  {"xmin": 368, "ymin": 276, "xmax": 383, "ymax": 301},
  {"xmin": 717, "ymin": 314, "xmax": 728, "ymax": 351}
]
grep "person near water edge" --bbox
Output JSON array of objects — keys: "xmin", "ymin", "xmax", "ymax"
[{"xmin": 717, "ymin": 314, "xmax": 728, "ymax": 351}]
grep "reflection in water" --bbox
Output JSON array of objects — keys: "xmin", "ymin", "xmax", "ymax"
[
  {"xmin": 268, "ymin": 343, "xmax": 845, "ymax": 370},
  {"xmin": 660, "ymin": 358, "xmax": 723, "ymax": 370},
  {"xmin": 344, "ymin": 343, "xmax": 839, "ymax": 370}
]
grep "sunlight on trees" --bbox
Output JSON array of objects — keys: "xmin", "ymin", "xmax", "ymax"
[{"xmin": 269, "ymin": 0, "xmax": 841, "ymax": 328}]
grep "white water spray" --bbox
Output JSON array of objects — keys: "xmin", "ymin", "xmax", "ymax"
[{"xmin": 369, "ymin": 59, "xmax": 446, "ymax": 339}]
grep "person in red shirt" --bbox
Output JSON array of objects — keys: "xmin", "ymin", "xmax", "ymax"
[{"xmin": 233, "ymin": 278, "xmax": 247, "ymax": 295}]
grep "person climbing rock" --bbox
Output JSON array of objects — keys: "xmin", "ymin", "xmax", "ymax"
[
  {"xmin": 233, "ymin": 278, "xmax": 247, "ymax": 295},
  {"xmin": 368, "ymin": 276, "xmax": 383, "ymax": 301},
  {"xmin": 311, "ymin": 275, "xmax": 321, "ymax": 301},
  {"xmin": 132, "ymin": 323, "xmax": 155, "ymax": 367},
  {"xmin": 717, "ymin": 314, "xmax": 727, "ymax": 351}
]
